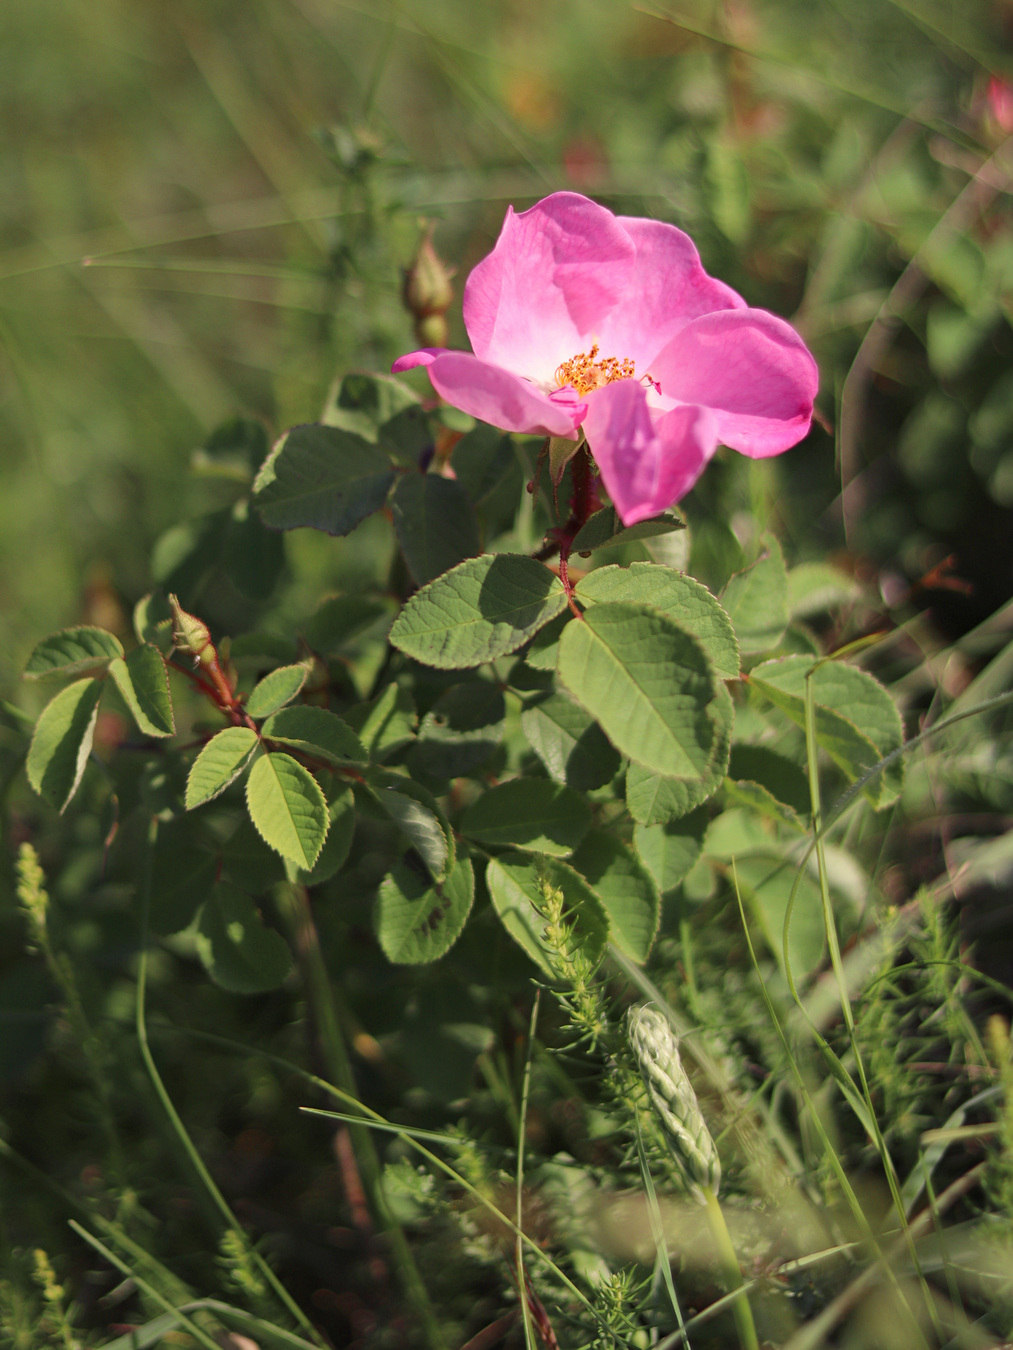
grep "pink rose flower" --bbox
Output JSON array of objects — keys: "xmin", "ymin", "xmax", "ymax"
[{"xmin": 393, "ymin": 192, "xmax": 818, "ymax": 526}]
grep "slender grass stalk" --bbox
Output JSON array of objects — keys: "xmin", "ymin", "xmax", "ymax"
[
  {"xmin": 516, "ymin": 991, "xmax": 540, "ymax": 1350},
  {"xmin": 701, "ymin": 1188, "xmax": 759, "ymax": 1350},
  {"xmin": 136, "ymin": 820, "xmax": 325, "ymax": 1346}
]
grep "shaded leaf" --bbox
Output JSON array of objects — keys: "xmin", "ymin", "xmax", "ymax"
[
  {"xmin": 304, "ymin": 594, "xmax": 389, "ymax": 653},
  {"xmin": 195, "ymin": 881, "xmax": 293, "ymax": 993},
  {"xmin": 390, "ymin": 473, "xmax": 482, "ymax": 585},
  {"xmin": 262, "ymin": 705, "xmax": 367, "ymax": 766},
  {"xmin": 720, "ymin": 532, "xmax": 789, "ymax": 653},
  {"xmin": 344, "ymin": 683, "xmax": 417, "ymax": 761},
  {"xmin": 634, "ymin": 808, "xmax": 709, "ymax": 898},
  {"xmin": 625, "ymin": 684, "xmax": 733, "ymax": 825},
  {"xmin": 253, "ymin": 423, "xmax": 395, "ymax": 535},
  {"xmin": 571, "ymin": 506, "xmax": 685, "ymax": 554},
  {"xmin": 460, "ymin": 779, "xmax": 592, "ymax": 857},
  {"xmin": 407, "ymin": 681, "xmax": 505, "ymax": 780},
  {"xmin": 521, "ymin": 691, "xmax": 621, "ymax": 790}
]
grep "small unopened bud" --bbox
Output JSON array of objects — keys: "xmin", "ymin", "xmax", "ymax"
[
  {"xmin": 403, "ymin": 225, "xmax": 454, "ymax": 344},
  {"xmin": 415, "ymin": 311, "xmax": 449, "ymax": 349},
  {"xmin": 627, "ymin": 1004, "xmax": 721, "ymax": 1202},
  {"xmin": 168, "ymin": 593, "xmax": 215, "ymax": 667}
]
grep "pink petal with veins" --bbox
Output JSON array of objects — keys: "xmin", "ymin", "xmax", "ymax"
[
  {"xmin": 425, "ymin": 351, "xmax": 584, "ymax": 438},
  {"xmin": 463, "ymin": 192, "xmax": 635, "ymax": 384},
  {"xmin": 651, "ymin": 308, "xmax": 818, "ymax": 458},
  {"xmin": 582, "ymin": 380, "xmax": 719, "ymax": 525}
]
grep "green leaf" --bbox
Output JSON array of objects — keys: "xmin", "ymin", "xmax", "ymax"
[
  {"xmin": 787, "ymin": 562, "xmax": 859, "ymax": 619},
  {"xmin": 261, "ymin": 705, "xmax": 366, "ymax": 766},
  {"xmin": 571, "ymin": 506, "xmax": 685, "ymax": 554},
  {"xmin": 244, "ymin": 664, "xmax": 309, "ymax": 719},
  {"xmin": 133, "ymin": 591, "xmax": 174, "ymax": 655},
  {"xmin": 252, "ymin": 423, "xmax": 396, "ymax": 535},
  {"xmin": 575, "ymin": 563, "xmax": 739, "ymax": 678},
  {"xmin": 634, "ymin": 808, "xmax": 708, "ymax": 898},
  {"xmin": 558, "ymin": 603, "xmax": 717, "ymax": 779},
  {"xmin": 375, "ymin": 856, "xmax": 475, "ymax": 965},
  {"xmin": 460, "ymin": 779, "xmax": 592, "ymax": 857},
  {"xmin": 726, "ymin": 745, "xmax": 810, "ymax": 816},
  {"xmin": 486, "ymin": 852, "xmax": 609, "ymax": 978},
  {"xmin": 185, "ymin": 727, "xmax": 260, "ymax": 809},
  {"xmin": 297, "ymin": 782, "xmax": 356, "ymax": 885},
  {"xmin": 521, "ymin": 692, "xmax": 621, "ymax": 791},
  {"xmin": 370, "ymin": 781, "xmax": 449, "ymax": 881},
  {"xmin": 149, "ymin": 815, "xmax": 217, "ymax": 934},
  {"xmin": 735, "ymin": 856, "xmax": 825, "ymax": 978},
  {"xmin": 720, "ymin": 533, "xmax": 789, "ymax": 653},
  {"xmin": 245, "ymin": 752, "xmax": 329, "ymax": 869},
  {"xmin": 571, "ymin": 832, "xmax": 660, "ymax": 963},
  {"xmin": 749, "ymin": 655, "xmax": 904, "ymax": 806},
  {"xmin": 108, "ymin": 644, "xmax": 175, "ymax": 738},
  {"xmin": 344, "ymin": 683, "xmax": 417, "ymax": 761},
  {"xmin": 407, "ymin": 682, "xmax": 505, "ymax": 780},
  {"xmin": 304, "ymin": 594, "xmax": 389, "ymax": 653},
  {"xmin": 195, "ymin": 881, "xmax": 293, "ymax": 993},
  {"xmin": 390, "ymin": 473, "xmax": 482, "ymax": 586},
  {"xmin": 222, "ymin": 497, "xmax": 286, "ymax": 601},
  {"xmin": 193, "ymin": 415, "xmax": 269, "ymax": 480},
  {"xmin": 322, "ymin": 371, "xmax": 421, "ymax": 444},
  {"xmin": 24, "ymin": 627, "xmax": 124, "ymax": 680},
  {"xmin": 722, "ymin": 778, "xmax": 806, "ymax": 832},
  {"xmin": 219, "ymin": 817, "xmax": 287, "ymax": 894},
  {"xmin": 389, "ymin": 554, "xmax": 568, "ymax": 670},
  {"xmin": 625, "ymin": 683, "xmax": 733, "ymax": 825},
  {"xmin": 26, "ymin": 678, "xmax": 103, "ymax": 811},
  {"xmin": 524, "ymin": 611, "xmax": 569, "ymax": 672}
]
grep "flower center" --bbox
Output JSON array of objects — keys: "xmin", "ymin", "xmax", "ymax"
[{"xmin": 555, "ymin": 344, "xmax": 635, "ymax": 396}]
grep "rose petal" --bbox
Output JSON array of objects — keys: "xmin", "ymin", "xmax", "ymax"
[
  {"xmin": 651, "ymin": 308, "xmax": 818, "ymax": 458},
  {"xmin": 463, "ymin": 192, "xmax": 635, "ymax": 385},
  {"xmin": 424, "ymin": 352, "xmax": 584, "ymax": 437},
  {"xmin": 391, "ymin": 348, "xmax": 447, "ymax": 372},
  {"xmin": 582, "ymin": 380, "xmax": 718, "ymax": 525},
  {"xmin": 595, "ymin": 218, "xmax": 745, "ymax": 370}
]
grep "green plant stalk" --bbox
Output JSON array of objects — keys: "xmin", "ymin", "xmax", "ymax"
[
  {"xmin": 701, "ymin": 1187, "xmax": 758, "ymax": 1350},
  {"xmin": 274, "ymin": 881, "xmax": 446, "ymax": 1350},
  {"xmin": 137, "ymin": 821, "xmax": 325, "ymax": 1347},
  {"xmin": 516, "ymin": 991, "xmax": 540, "ymax": 1350},
  {"xmin": 801, "ymin": 663, "xmax": 940, "ymax": 1342}
]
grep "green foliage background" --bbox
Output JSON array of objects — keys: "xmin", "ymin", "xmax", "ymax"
[{"xmin": 6, "ymin": 0, "xmax": 1013, "ymax": 1346}]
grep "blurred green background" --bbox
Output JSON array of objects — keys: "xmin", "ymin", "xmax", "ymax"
[{"xmin": 3, "ymin": 0, "xmax": 1013, "ymax": 689}]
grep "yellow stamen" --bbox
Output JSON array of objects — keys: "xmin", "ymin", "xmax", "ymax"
[{"xmin": 555, "ymin": 343, "xmax": 635, "ymax": 395}]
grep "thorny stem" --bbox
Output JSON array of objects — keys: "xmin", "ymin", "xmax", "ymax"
[{"xmin": 538, "ymin": 445, "xmax": 600, "ymax": 616}]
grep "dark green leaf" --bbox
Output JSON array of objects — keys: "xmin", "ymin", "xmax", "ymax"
[
  {"xmin": 460, "ymin": 779, "xmax": 592, "ymax": 856},
  {"xmin": 375, "ymin": 857, "xmax": 475, "ymax": 964},
  {"xmin": 322, "ymin": 371, "xmax": 421, "ymax": 443},
  {"xmin": 149, "ymin": 816, "xmax": 217, "ymax": 935},
  {"xmin": 521, "ymin": 691, "xmax": 621, "ymax": 790},
  {"xmin": 524, "ymin": 611, "xmax": 569, "ymax": 672},
  {"xmin": 222, "ymin": 497, "xmax": 286, "ymax": 600},
  {"xmin": 303, "ymin": 594, "xmax": 389, "ymax": 653},
  {"xmin": 26, "ymin": 678, "xmax": 103, "ymax": 811},
  {"xmin": 194, "ymin": 415, "xmax": 269, "ymax": 480},
  {"xmin": 219, "ymin": 817, "xmax": 287, "ymax": 894},
  {"xmin": 571, "ymin": 506, "xmax": 685, "ymax": 554},
  {"xmin": 195, "ymin": 881, "xmax": 293, "ymax": 993},
  {"xmin": 344, "ymin": 683, "xmax": 417, "ymax": 761},
  {"xmin": 558, "ymin": 603, "xmax": 716, "ymax": 778},
  {"xmin": 452, "ymin": 425, "xmax": 523, "ymax": 516},
  {"xmin": 726, "ymin": 745, "xmax": 810, "ymax": 815},
  {"xmin": 720, "ymin": 533, "xmax": 789, "ymax": 654},
  {"xmin": 24, "ymin": 627, "xmax": 123, "ymax": 680},
  {"xmin": 407, "ymin": 682, "xmax": 505, "ymax": 780},
  {"xmin": 298, "ymin": 783, "xmax": 356, "ymax": 885},
  {"xmin": 390, "ymin": 473, "xmax": 482, "ymax": 585},
  {"xmin": 571, "ymin": 832, "xmax": 660, "ymax": 963},
  {"xmin": 253, "ymin": 423, "xmax": 395, "ymax": 535},
  {"xmin": 390, "ymin": 554, "xmax": 569, "ymax": 670},
  {"xmin": 133, "ymin": 591, "xmax": 174, "ymax": 656},
  {"xmin": 109, "ymin": 644, "xmax": 175, "ymax": 738}
]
